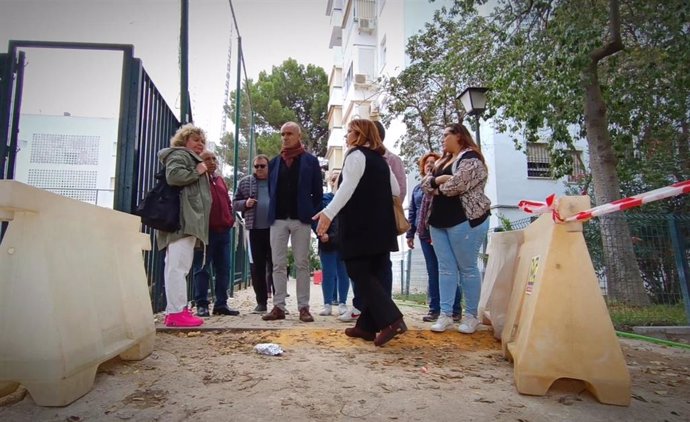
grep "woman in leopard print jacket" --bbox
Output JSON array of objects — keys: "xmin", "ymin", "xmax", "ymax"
[{"xmin": 421, "ymin": 123, "xmax": 491, "ymax": 335}]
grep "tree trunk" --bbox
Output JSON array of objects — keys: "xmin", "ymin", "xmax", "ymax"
[
  {"xmin": 679, "ymin": 119, "xmax": 689, "ymax": 176},
  {"xmin": 582, "ymin": 62, "xmax": 649, "ymax": 306}
]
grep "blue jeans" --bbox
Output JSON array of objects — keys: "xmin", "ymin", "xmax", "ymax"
[
  {"xmin": 192, "ymin": 229, "xmax": 231, "ymax": 308},
  {"xmin": 319, "ymin": 249, "xmax": 350, "ymax": 305},
  {"xmin": 420, "ymin": 238, "xmax": 462, "ymax": 315},
  {"xmin": 430, "ymin": 219, "xmax": 488, "ymax": 317}
]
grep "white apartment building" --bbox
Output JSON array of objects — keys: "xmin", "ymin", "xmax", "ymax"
[
  {"xmin": 325, "ymin": 0, "xmax": 588, "ymax": 293},
  {"xmin": 13, "ymin": 114, "xmax": 118, "ymax": 208},
  {"xmin": 324, "ymin": 0, "xmax": 588, "ymax": 227}
]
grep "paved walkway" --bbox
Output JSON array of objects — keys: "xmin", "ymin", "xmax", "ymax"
[{"xmin": 155, "ymin": 277, "xmax": 451, "ymax": 333}]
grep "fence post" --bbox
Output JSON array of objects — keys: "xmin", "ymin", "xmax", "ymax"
[
  {"xmin": 405, "ymin": 248, "xmax": 412, "ymax": 296},
  {"xmin": 667, "ymin": 215, "xmax": 690, "ymax": 324}
]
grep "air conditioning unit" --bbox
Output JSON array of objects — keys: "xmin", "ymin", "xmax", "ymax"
[
  {"xmin": 354, "ymin": 73, "xmax": 368, "ymax": 84},
  {"xmin": 358, "ymin": 18, "xmax": 375, "ymax": 32}
]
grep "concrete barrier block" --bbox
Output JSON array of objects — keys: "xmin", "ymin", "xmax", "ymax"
[{"xmin": 0, "ymin": 181, "xmax": 155, "ymax": 406}]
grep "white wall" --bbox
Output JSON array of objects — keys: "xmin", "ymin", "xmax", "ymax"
[{"xmin": 482, "ymin": 118, "xmax": 589, "ymax": 228}]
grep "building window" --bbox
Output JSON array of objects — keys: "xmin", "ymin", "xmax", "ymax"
[
  {"xmin": 358, "ymin": 47, "xmax": 376, "ymax": 79},
  {"xmin": 27, "ymin": 169, "xmax": 98, "ymax": 202},
  {"xmin": 355, "ymin": 0, "xmax": 376, "ymax": 20},
  {"xmin": 379, "ymin": 35, "xmax": 387, "ymax": 71},
  {"xmin": 527, "ymin": 143, "xmax": 551, "ymax": 178},
  {"xmin": 527, "ymin": 142, "xmax": 585, "ymax": 181},
  {"xmin": 568, "ymin": 151, "xmax": 586, "ymax": 183},
  {"xmin": 344, "ymin": 63, "xmax": 353, "ymax": 97},
  {"xmin": 30, "ymin": 133, "xmax": 100, "ymax": 165}
]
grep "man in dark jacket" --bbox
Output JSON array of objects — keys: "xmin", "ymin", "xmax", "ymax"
[
  {"xmin": 262, "ymin": 122, "xmax": 323, "ymax": 322},
  {"xmin": 192, "ymin": 151, "xmax": 240, "ymax": 317},
  {"xmin": 233, "ymin": 154, "xmax": 273, "ymax": 314}
]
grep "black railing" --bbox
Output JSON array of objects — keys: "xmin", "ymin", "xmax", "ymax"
[{"xmin": 1, "ymin": 39, "xmax": 255, "ymax": 314}]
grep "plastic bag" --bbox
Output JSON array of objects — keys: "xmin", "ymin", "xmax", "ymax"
[{"xmin": 254, "ymin": 343, "xmax": 284, "ymax": 356}]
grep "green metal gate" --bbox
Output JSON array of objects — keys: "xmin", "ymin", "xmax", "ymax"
[{"xmin": 0, "ymin": 40, "xmax": 180, "ymax": 312}]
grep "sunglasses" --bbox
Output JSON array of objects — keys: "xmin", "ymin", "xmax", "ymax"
[{"xmin": 254, "ymin": 164, "xmax": 267, "ymax": 169}]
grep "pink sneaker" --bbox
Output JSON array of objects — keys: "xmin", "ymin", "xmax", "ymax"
[{"xmin": 165, "ymin": 308, "xmax": 204, "ymax": 327}]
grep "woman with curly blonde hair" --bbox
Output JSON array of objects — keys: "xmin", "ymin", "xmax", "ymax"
[{"xmin": 156, "ymin": 124, "xmax": 212, "ymax": 327}]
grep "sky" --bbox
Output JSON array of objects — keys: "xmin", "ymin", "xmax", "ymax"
[{"xmin": 0, "ymin": 0, "xmax": 333, "ymax": 144}]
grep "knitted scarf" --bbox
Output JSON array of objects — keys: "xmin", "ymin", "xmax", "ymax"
[
  {"xmin": 280, "ymin": 143, "xmax": 305, "ymax": 168},
  {"xmin": 418, "ymin": 191, "xmax": 433, "ymax": 241}
]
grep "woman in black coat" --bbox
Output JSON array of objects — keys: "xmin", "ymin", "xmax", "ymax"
[{"xmin": 313, "ymin": 119, "xmax": 407, "ymax": 347}]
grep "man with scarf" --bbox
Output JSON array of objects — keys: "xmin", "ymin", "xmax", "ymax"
[
  {"xmin": 262, "ymin": 122, "xmax": 323, "ymax": 322},
  {"xmin": 192, "ymin": 150, "xmax": 240, "ymax": 317}
]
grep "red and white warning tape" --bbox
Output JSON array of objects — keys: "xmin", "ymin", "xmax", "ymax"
[{"xmin": 518, "ymin": 180, "xmax": 690, "ymax": 223}]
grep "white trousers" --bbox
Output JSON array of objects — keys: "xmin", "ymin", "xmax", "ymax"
[{"xmin": 164, "ymin": 236, "xmax": 196, "ymax": 314}]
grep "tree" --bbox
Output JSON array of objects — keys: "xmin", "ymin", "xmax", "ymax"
[
  {"xmin": 215, "ymin": 131, "xmax": 251, "ymax": 188},
  {"xmin": 480, "ymin": 0, "xmax": 688, "ymax": 305},
  {"xmin": 380, "ymin": 9, "xmax": 495, "ymax": 164},
  {"xmin": 386, "ymin": 0, "xmax": 689, "ymax": 305},
  {"xmin": 225, "ymin": 58, "xmax": 330, "ymax": 158}
]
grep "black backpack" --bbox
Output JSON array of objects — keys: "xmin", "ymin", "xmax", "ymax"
[{"xmin": 134, "ymin": 166, "xmax": 181, "ymax": 232}]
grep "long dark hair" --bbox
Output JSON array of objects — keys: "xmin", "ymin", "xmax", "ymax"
[{"xmin": 435, "ymin": 123, "xmax": 486, "ymax": 171}]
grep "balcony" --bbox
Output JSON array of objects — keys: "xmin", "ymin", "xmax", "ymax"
[{"xmin": 354, "ymin": 0, "xmax": 376, "ymax": 33}]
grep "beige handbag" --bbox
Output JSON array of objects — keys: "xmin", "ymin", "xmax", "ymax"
[{"xmin": 393, "ymin": 196, "xmax": 410, "ymax": 235}]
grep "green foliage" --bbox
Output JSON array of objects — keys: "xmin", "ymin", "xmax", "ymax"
[
  {"xmin": 256, "ymin": 132, "xmax": 281, "ymax": 158},
  {"xmin": 226, "ymin": 58, "xmax": 329, "ymax": 158},
  {"xmin": 286, "ymin": 243, "xmax": 322, "ymax": 273},
  {"xmin": 380, "ymin": 9, "xmax": 495, "ymax": 164},
  {"xmin": 215, "ymin": 131, "xmax": 251, "ymax": 187},
  {"xmin": 497, "ymin": 214, "xmax": 513, "ymax": 231},
  {"xmin": 608, "ymin": 303, "xmax": 687, "ymax": 331},
  {"xmin": 402, "ymin": 0, "xmax": 689, "ymax": 306},
  {"xmin": 392, "ymin": 292, "xmax": 428, "ymax": 306},
  {"xmin": 386, "ymin": 0, "xmax": 690, "ymax": 191}
]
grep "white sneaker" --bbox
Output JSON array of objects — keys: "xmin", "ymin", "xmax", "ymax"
[
  {"xmin": 338, "ymin": 303, "xmax": 348, "ymax": 315},
  {"xmin": 338, "ymin": 307, "xmax": 361, "ymax": 322},
  {"xmin": 319, "ymin": 305, "xmax": 332, "ymax": 316},
  {"xmin": 458, "ymin": 314, "xmax": 480, "ymax": 334},
  {"xmin": 430, "ymin": 315, "xmax": 455, "ymax": 332}
]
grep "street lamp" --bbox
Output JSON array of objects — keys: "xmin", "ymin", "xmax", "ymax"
[{"xmin": 458, "ymin": 86, "xmax": 489, "ymax": 151}]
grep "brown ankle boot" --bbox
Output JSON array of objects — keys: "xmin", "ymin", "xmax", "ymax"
[
  {"xmin": 299, "ymin": 307, "xmax": 314, "ymax": 322},
  {"xmin": 262, "ymin": 306, "xmax": 286, "ymax": 321}
]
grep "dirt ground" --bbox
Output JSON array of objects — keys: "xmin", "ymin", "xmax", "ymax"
[{"xmin": 2, "ymin": 281, "xmax": 690, "ymax": 422}]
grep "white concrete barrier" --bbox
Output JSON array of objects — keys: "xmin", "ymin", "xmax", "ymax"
[
  {"xmin": 499, "ymin": 196, "xmax": 630, "ymax": 406},
  {"xmin": 0, "ymin": 181, "xmax": 155, "ymax": 406},
  {"xmin": 478, "ymin": 230, "xmax": 524, "ymax": 339}
]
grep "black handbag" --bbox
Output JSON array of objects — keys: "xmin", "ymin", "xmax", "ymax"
[{"xmin": 134, "ymin": 167, "xmax": 182, "ymax": 232}]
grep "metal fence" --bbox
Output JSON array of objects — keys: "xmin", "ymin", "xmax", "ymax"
[
  {"xmin": 499, "ymin": 213, "xmax": 690, "ymax": 330},
  {"xmin": 584, "ymin": 213, "xmax": 690, "ymax": 330},
  {"xmin": 185, "ymin": 217, "xmax": 251, "ymax": 307},
  {"xmin": 0, "ymin": 39, "xmax": 257, "ymax": 313},
  {"xmin": 395, "ymin": 213, "xmax": 690, "ymax": 331}
]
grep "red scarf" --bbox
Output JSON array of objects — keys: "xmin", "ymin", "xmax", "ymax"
[{"xmin": 280, "ymin": 143, "xmax": 306, "ymax": 167}]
